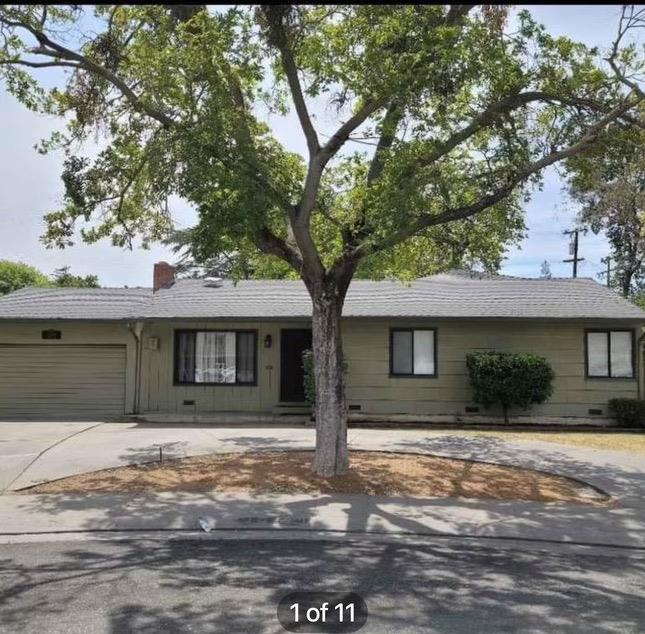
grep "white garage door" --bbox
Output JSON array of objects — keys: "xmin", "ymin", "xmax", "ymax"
[{"xmin": 0, "ymin": 345, "xmax": 127, "ymax": 420}]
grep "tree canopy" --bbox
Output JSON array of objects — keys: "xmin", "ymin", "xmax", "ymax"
[
  {"xmin": 567, "ymin": 124, "xmax": 645, "ymax": 297},
  {"xmin": 0, "ymin": 260, "xmax": 50, "ymax": 295},
  {"xmin": 0, "ymin": 261, "xmax": 100, "ymax": 294},
  {"xmin": 52, "ymin": 265, "xmax": 100, "ymax": 288},
  {"xmin": 2, "ymin": 5, "xmax": 642, "ymax": 282}
]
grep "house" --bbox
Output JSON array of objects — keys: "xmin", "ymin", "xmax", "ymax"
[{"xmin": 0, "ymin": 262, "xmax": 643, "ymax": 425}]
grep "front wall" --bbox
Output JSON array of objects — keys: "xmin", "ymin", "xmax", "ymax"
[
  {"xmin": 140, "ymin": 320, "xmax": 307, "ymax": 415},
  {"xmin": 141, "ymin": 318, "xmax": 642, "ymax": 421},
  {"xmin": 0, "ymin": 318, "xmax": 640, "ymax": 421},
  {"xmin": 342, "ymin": 319, "xmax": 641, "ymax": 419}
]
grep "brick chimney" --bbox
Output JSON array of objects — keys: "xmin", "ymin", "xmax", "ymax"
[{"xmin": 153, "ymin": 261, "xmax": 176, "ymax": 292}]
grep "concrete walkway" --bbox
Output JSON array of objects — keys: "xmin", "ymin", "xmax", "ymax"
[{"xmin": 1, "ymin": 422, "xmax": 645, "ymax": 548}]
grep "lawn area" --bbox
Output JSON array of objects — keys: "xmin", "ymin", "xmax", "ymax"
[
  {"xmin": 21, "ymin": 450, "xmax": 609, "ymax": 505},
  {"xmin": 461, "ymin": 430, "xmax": 645, "ymax": 455}
]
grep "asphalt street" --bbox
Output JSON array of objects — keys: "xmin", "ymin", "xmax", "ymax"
[{"xmin": 0, "ymin": 536, "xmax": 644, "ymax": 634}]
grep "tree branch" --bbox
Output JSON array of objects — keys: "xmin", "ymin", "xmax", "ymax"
[
  {"xmin": 261, "ymin": 5, "xmax": 320, "ymax": 156},
  {"xmin": 414, "ymin": 91, "xmax": 618, "ymax": 171},
  {"xmin": 0, "ymin": 15, "xmax": 175, "ymax": 127},
  {"xmin": 254, "ymin": 226, "xmax": 304, "ymax": 272},
  {"xmin": 318, "ymin": 100, "xmax": 383, "ymax": 165},
  {"xmin": 346, "ymin": 93, "xmax": 644, "ymax": 262},
  {"xmin": 367, "ymin": 101, "xmax": 403, "ymax": 185}
]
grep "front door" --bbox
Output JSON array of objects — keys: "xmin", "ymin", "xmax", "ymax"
[{"xmin": 280, "ymin": 329, "xmax": 313, "ymax": 402}]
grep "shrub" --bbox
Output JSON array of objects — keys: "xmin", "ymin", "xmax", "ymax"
[
  {"xmin": 302, "ymin": 349, "xmax": 316, "ymax": 406},
  {"xmin": 608, "ymin": 398, "xmax": 645, "ymax": 428},
  {"xmin": 466, "ymin": 351, "xmax": 555, "ymax": 423}
]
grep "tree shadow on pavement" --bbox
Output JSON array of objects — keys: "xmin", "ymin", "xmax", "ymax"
[{"xmin": 0, "ymin": 537, "xmax": 644, "ymax": 633}]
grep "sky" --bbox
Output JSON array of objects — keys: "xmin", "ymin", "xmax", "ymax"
[{"xmin": 0, "ymin": 5, "xmax": 630, "ymax": 288}]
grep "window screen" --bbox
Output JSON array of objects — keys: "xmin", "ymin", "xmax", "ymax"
[
  {"xmin": 610, "ymin": 331, "xmax": 633, "ymax": 378},
  {"xmin": 586, "ymin": 330, "xmax": 633, "ymax": 378},
  {"xmin": 391, "ymin": 329, "xmax": 436, "ymax": 376}
]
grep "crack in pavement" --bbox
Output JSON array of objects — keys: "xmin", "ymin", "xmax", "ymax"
[{"xmin": 3, "ymin": 423, "xmax": 105, "ymax": 493}]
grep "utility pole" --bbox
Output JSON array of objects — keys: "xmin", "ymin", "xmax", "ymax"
[
  {"xmin": 601, "ymin": 256, "xmax": 612, "ymax": 288},
  {"xmin": 563, "ymin": 229, "xmax": 585, "ymax": 278}
]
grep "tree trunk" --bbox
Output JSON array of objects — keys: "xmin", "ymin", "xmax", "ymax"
[{"xmin": 310, "ymin": 284, "xmax": 348, "ymax": 477}]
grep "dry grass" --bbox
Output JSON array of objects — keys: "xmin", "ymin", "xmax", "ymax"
[
  {"xmin": 22, "ymin": 450, "xmax": 609, "ymax": 505},
  {"xmin": 460, "ymin": 430, "xmax": 645, "ymax": 455}
]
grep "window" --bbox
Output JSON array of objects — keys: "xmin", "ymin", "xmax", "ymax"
[
  {"xmin": 175, "ymin": 330, "xmax": 257, "ymax": 385},
  {"xmin": 586, "ymin": 330, "xmax": 634, "ymax": 378},
  {"xmin": 390, "ymin": 328, "xmax": 436, "ymax": 377}
]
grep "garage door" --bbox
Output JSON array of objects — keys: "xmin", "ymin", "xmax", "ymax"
[{"xmin": 0, "ymin": 345, "xmax": 127, "ymax": 420}]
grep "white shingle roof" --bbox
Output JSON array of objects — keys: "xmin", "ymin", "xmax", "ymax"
[
  {"xmin": 0, "ymin": 273, "xmax": 643, "ymax": 321},
  {"xmin": 0, "ymin": 287, "xmax": 151, "ymax": 320}
]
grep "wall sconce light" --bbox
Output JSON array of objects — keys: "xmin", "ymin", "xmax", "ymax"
[{"xmin": 264, "ymin": 334, "xmax": 272, "ymax": 349}]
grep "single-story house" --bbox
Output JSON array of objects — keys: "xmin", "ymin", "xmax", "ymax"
[{"xmin": 0, "ymin": 262, "xmax": 643, "ymax": 425}]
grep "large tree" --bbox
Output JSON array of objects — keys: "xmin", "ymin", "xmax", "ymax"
[
  {"xmin": 1, "ymin": 5, "xmax": 643, "ymax": 475},
  {"xmin": 568, "ymin": 125, "xmax": 645, "ymax": 297}
]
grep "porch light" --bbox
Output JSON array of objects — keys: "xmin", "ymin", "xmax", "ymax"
[{"xmin": 264, "ymin": 334, "xmax": 272, "ymax": 349}]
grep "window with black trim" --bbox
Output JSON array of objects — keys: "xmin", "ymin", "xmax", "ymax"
[
  {"xmin": 390, "ymin": 328, "xmax": 436, "ymax": 376},
  {"xmin": 586, "ymin": 330, "xmax": 634, "ymax": 378},
  {"xmin": 175, "ymin": 330, "xmax": 257, "ymax": 385}
]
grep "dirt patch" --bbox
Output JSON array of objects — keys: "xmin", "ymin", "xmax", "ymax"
[
  {"xmin": 462, "ymin": 430, "xmax": 645, "ymax": 455},
  {"xmin": 21, "ymin": 450, "xmax": 610, "ymax": 505}
]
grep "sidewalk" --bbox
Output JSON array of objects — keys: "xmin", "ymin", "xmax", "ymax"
[
  {"xmin": 2, "ymin": 425, "xmax": 645, "ymax": 548},
  {"xmin": 2, "ymin": 489, "xmax": 645, "ymax": 549}
]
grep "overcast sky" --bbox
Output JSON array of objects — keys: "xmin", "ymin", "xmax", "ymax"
[{"xmin": 0, "ymin": 5, "xmax": 629, "ymax": 287}]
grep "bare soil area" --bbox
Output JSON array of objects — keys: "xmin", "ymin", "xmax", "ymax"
[{"xmin": 22, "ymin": 450, "xmax": 610, "ymax": 505}]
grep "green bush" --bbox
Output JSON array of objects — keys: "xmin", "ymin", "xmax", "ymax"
[
  {"xmin": 302, "ymin": 349, "xmax": 316, "ymax": 406},
  {"xmin": 301, "ymin": 349, "xmax": 348, "ymax": 407},
  {"xmin": 608, "ymin": 398, "xmax": 645, "ymax": 428},
  {"xmin": 466, "ymin": 351, "xmax": 555, "ymax": 423}
]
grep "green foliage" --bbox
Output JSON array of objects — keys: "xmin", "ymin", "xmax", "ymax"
[
  {"xmin": 466, "ymin": 351, "xmax": 555, "ymax": 422},
  {"xmin": 0, "ymin": 260, "xmax": 51, "ymax": 295},
  {"xmin": 1, "ymin": 5, "xmax": 639, "ymax": 282},
  {"xmin": 608, "ymin": 398, "xmax": 645, "ymax": 429},
  {"xmin": 566, "ymin": 124, "xmax": 645, "ymax": 297},
  {"xmin": 52, "ymin": 266, "xmax": 100, "ymax": 288},
  {"xmin": 302, "ymin": 349, "xmax": 315, "ymax": 407}
]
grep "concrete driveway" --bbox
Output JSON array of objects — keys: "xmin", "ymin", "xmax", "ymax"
[
  {"xmin": 1, "ymin": 421, "xmax": 645, "ymax": 549},
  {"xmin": 0, "ymin": 422, "xmax": 101, "ymax": 492}
]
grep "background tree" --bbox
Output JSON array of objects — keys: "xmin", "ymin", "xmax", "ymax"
[
  {"xmin": 52, "ymin": 265, "xmax": 100, "ymax": 288},
  {"xmin": 0, "ymin": 260, "xmax": 50, "ymax": 295},
  {"xmin": 1, "ymin": 5, "xmax": 643, "ymax": 475},
  {"xmin": 540, "ymin": 260, "xmax": 552, "ymax": 279},
  {"xmin": 567, "ymin": 125, "xmax": 645, "ymax": 297}
]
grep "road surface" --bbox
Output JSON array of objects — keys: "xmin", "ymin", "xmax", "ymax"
[{"xmin": 0, "ymin": 536, "xmax": 644, "ymax": 633}]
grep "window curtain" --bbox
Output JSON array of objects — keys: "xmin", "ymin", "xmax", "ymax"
[
  {"xmin": 177, "ymin": 332, "xmax": 196, "ymax": 382},
  {"xmin": 587, "ymin": 332, "xmax": 609, "ymax": 377},
  {"xmin": 195, "ymin": 332, "xmax": 236, "ymax": 383},
  {"xmin": 413, "ymin": 330, "xmax": 435, "ymax": 375},
  {"xmin": 610, "ymin": 331, "xmax": 633, "ymax": 377},
  {"xmin": 236, "ymin": 332, "xmax": 255, "ymax": 383}
]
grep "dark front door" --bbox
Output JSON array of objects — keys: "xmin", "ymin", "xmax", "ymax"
[{"xmin": 280, "ymin": 329, "xmax": 313, "ymax": 402}]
